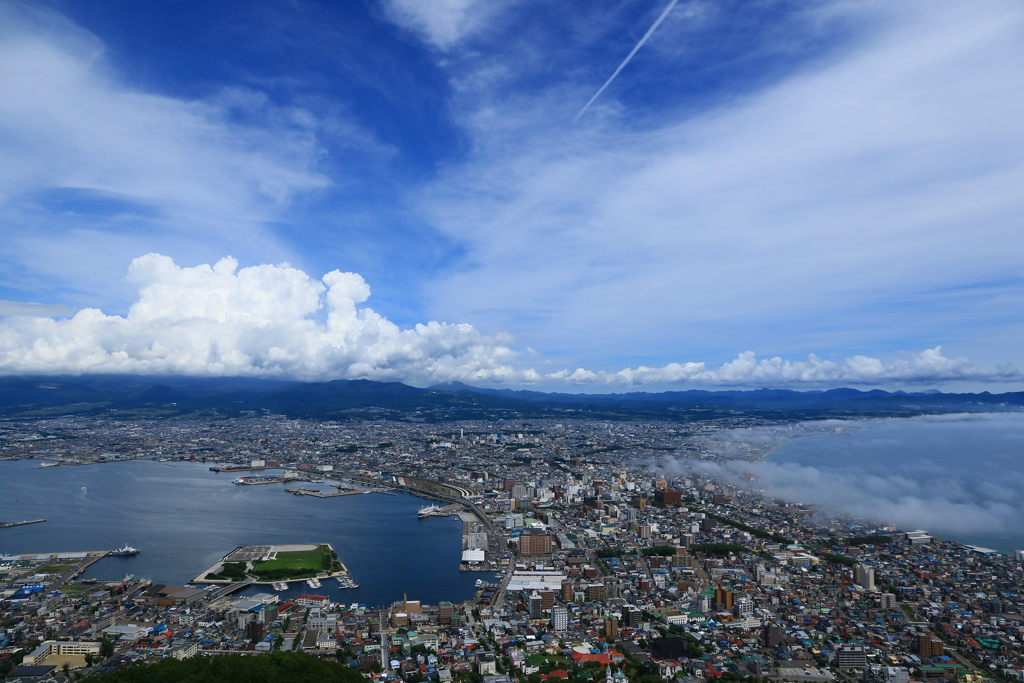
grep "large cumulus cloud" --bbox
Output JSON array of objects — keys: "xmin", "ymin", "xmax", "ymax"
[
  {"xmin": 0, "ymin": 254, "xmax": 1018, "ymax": 387},
  {"xmin": 0, "ymin": 254, "xmax": 521, "ymax": 384}
]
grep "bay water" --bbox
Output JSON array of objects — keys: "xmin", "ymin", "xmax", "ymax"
[{"xmin": 0, "ymin": 460, "xmax": 492, "ymax": 607}]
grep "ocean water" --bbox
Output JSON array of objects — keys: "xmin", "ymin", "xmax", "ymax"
[
  {"xmin": 760, "ymin": 412, "xmax": 1024, "ymax": 553},
  {"xmin": 0, "ymin": 460, "xmax": 493, "ymax": 607}
]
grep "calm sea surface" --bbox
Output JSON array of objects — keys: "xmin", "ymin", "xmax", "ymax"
[
  {"xmin": 0, "ymin": 460, "xmax": 493, "ymax": 607},
  {"xmin": 764, "ymin": 412, "xmax": 1024, "ymax": 554}
]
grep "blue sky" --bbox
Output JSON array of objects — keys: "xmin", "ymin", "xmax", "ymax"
[{"xmin": 1, "ymin": 0, "xmax": 1022, "ymax": 390}]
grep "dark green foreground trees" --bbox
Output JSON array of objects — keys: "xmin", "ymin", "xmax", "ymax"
[{"xmin": 93, "ymin": 651, "xmax": 364, "ymax": 683}]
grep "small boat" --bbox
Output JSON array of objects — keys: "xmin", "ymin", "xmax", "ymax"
[
  {"xmin": 307, "ymin": 577, "xmax": 321, "ymax": 589},
  {"xmin": 273, "ymin": 582, "xmax": 288, "ymax": 591},
  {"xmin": 110, "ymin": 544, "xmax": 139, "ymax": 557}
]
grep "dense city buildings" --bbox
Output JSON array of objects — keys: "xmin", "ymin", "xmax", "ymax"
[{"xmin": 2, "ymin": 413, "xmax": 1023, "ymax": 683}]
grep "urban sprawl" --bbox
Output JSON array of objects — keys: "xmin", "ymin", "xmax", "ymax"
[{"xmin": 2, "ymin": 415, "xmax": 1023, "ymax": 683}]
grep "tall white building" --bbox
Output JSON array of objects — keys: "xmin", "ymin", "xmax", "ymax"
[
  {"xmin": 551, "ymin": 605, "xmax": 568, "ymax": 631},
  {"xmin": 854, "ymin": 564, "xmax": 875, "ymax": 591},
  {"xmin": 883, "ymin": 667, "xmax": 909, "ymax": 683}
]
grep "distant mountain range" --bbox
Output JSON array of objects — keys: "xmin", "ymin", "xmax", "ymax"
[
  {"xmin": 429, "ymin": 381, "xmax": 1024, "ymax": 410},
  {"xmin": 0, "ymin": 374, "xmax": 1020, "ymax": 421}
]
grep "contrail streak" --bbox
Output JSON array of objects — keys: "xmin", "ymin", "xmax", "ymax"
[{"xmin": 574, "ymin": 0, "xmax": 680, "ymax": 123}]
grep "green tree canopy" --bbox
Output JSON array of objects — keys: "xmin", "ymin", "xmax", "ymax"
[{"xmin": 92, "ymin": 651, "xmax": 367, "ymax": 683}]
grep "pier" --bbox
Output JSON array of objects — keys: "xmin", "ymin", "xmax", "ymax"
[
  {"xmin": 285, "ymin": 487, "xmax": 348, "ymax": 497},
  {"xmin": 284, "ymin": 483, "xmax": 394, "ymax": 497},
  {"xmin": 208, "ymin": 578, "xmax": 256, "ymax": 600},
  {"xmin": 209, "ymin": 465, "xmax": 269, "ymax": 473},
  {"xmin": 237, "ymin": 475, "xmax": 287, "ymax": 485},
  {"xmin": 418, "ymin": 503, "xmax": 463, "ymax": 518},
  {"xmin": 0, "ymin": 518, "xmax": 46, "ymax": 529}
]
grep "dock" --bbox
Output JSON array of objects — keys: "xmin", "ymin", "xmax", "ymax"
[
  {"xmin": 418, "ymin": 504, "xmax": 463, "ymax": 518},
  {"xmin": 209, "ymin": 578, "xmax": 256, "ymax": 600},
  {"xmin": 209, "ymin": 465, "xmax": 269, "ymax": 473},
  {"xmin": 285, "ymin": 484, "xmax": 394, "ymax": 498},
  {"xmin": 285, "ymin": 487, "xmax": 349, "ymax": 498},
  {"xmin": 0, "ymin": 518, "xmax": 46, "ymax": 529},
  {"xmin": 238, "ymin": 475, "xmax": 286, "ymax": 485}
]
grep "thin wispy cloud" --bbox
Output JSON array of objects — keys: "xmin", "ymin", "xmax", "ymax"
[
  {"xmin": 0, "ymin": 300, "xmax": 70, "ymax": 317},
  {"xmin": 421, "ymin": 0, "xmax": 1024, "ymax": 375},
  {"xmin": 0, "ymin": 2, "xmax": 333, "ymax": 308},
  {"xmin": 575, "ymin": 0, "xmax": 680, "ymax": 123},
  {"xmin": 381, "ymin": 0, "xmax": 509, "ymax": 49}
]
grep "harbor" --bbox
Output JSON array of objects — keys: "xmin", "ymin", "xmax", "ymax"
[
  {"xmin": 0, "ymin": 459, "xmax": 489, "ymax": 608},
  {"xmin": 0, "ymin": 549, "xmax": 116, "ymax": 598}
]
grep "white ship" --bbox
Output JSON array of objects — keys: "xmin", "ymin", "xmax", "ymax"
[
  {"xmin": 306, "ymin": 577, "xmax": 321, "ymax": 589},
  {"xmin": 418, "ymin": 504, "xmax": 441, "ymax": 519},
  {"xmin": 109, "ymin": 544, "xmax": 139, "ymax": 557},
  {"xmin": 337, "ymin": 576, "xmax": 359, "ymax": 589},
  {"xmin": 273, "ymin": 582, "xmax": 288, "ymax": 591}
]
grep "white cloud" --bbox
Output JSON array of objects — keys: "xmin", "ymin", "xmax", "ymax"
[
  {"xmin": 381, "ymin": 0, "xmax": 506, "ymax": 50},
  {"xmin": 0, "ymin": 5, "xmax": 327, "ymax": 217},
  {"xmin": 0, "ymin": 254, "xmax": 1017, "ymax": 387},
  {"xmin": 0, "ymin": 2, "xmax": 330, "ymax": 306},
  {"xmin": 0, "ymin": 299, "xmax": 70, "ymax": 317},
  {"xmin": 418, "ymin": 0, "xmax": 1024, "ymax": 368},
  {"xmin": 664, "ymin": 414, "xmax": 1024, "ymax": 541},
  {"xmin": 0, "ymin": 254, "xmax": 520, "ymax": 384},
  {"xmin": 553, "ymin": 348, "xmax": 1020, "ymax": 386},
  {"xmin": 679, "ymin": 455, "xmax": 1024, "ymax": 541}
]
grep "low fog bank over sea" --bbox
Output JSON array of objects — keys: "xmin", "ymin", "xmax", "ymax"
[{"xmin": 684, "ymin": 412, "xmax": 1024, "ymax": 554}]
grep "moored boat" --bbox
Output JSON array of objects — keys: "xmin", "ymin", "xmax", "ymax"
[
  {"xmin": 418, "ymin": 504, "xmax": 441, "ymax": 519},
  {"xmin": 109, "ymin": 544, "xmax": 139, "ymax": 557}
]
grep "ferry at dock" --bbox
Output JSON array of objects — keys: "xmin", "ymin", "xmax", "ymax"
[{"xmin": 418, "ymin": 504, "xmax": 442, "ymax": 519}]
